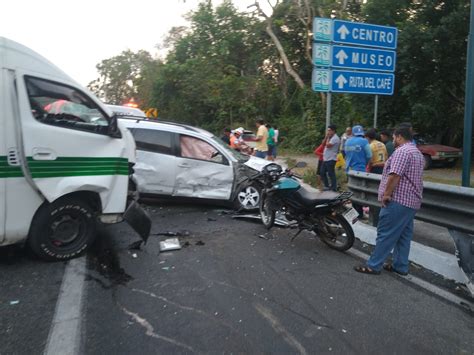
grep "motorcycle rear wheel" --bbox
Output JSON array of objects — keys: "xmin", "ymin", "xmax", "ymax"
[
  {"xmin": 319, "ymin": 214, "xmax": 355, "ymax": 251},
  {"xmin": 259, "ymin": 194, "xmax": 275, "ymax": 229}
]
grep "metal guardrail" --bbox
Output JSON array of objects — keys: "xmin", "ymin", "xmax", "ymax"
[
  {"xmin": 347, "ymin": 171, "xmax": 474, "ymax": 234},
  {"xmin": 347, "ymin": 171, "xmax": 474, "ymax": 293}
]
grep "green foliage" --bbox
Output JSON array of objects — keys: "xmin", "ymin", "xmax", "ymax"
[
  {"xmin": 303, "ymin": 169, "xmax": 319, "ymax": 188},
  {"xmin": 88, "ymin": 50, "xmax": 157, "ymax": 107},
  {"xmin": 89, "ymin": 0, "xmax": 471, "ymax": 149}
]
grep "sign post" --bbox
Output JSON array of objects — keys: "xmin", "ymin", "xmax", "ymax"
[
  {"xmin": 312, "ymin": 18, "xmax": 398, "ymax": 128},
  {"xmin": 462, "ymin": 0, "xmax": 474, "ymax": 187},
  {"xmin": 374, "ymin": 95, "xmax": 379, "ymax": 129},
  {"xmin": 326, "ymin": 92, "xmax": 332, "ymax": 129}
]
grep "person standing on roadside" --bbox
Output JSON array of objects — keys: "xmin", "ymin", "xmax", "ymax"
[
  {"xmin": 266, "ymin": 124, "xmax": 276, "ymax": 161},
  {"xmin": 229, "ymin": 129, "xmax": 242, "ymax": 150},
  {"xmin": 340, "ymin": 126, "xmax": 353, "ymax": 158},
  {"xmin": 344, "ymin": 125, "xmax": 372, "ymax": 217},
  {"xmin": 320, "ymin": 124, "xmax": 340, "ymax": 191},
  {"xmin": 354, "ymin": 126, "xmax": 424, "ymax": 275},
  {"xmin": 344, "ymin": 125, "xmax": 372, "ymax": 173},
  {"xmin": 314, "ymin": 137, "xmax": 327, "ymax": 189},
  {"xmin": 272, "ymin": 125, "xmax": 279, "ymax": 159},
  {"xmin": 254, "ymin": 119, "xmax": 268, "ymax": 159},
  {"xmin": 221, "ymin": 128, "xmax": 231, "ymax": 145},
  {"xmin": 380, "ymin": 130, "xmax": 395, "ymax": 157},
  {"xmin": 366, "ymin": 128, "xmax": 388, "ymax": 174}
]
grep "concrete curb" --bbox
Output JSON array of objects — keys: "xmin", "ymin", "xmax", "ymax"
[{"xmin": 353, "ymin": 222, "xmax": 472, "ymax": 293}]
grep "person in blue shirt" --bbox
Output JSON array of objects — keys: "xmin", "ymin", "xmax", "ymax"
[
  {"xmin": 344, "ymin": 125, "xmax": 372, "ymax": 173},
  {"xmin": 344, "ymin": 125, "xmax": 372, "ymax": 218}
]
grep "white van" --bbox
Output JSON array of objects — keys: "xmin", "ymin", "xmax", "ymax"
[{"xmin": 0, "ymin": 37, "xmax": 150, "ymax": 260}]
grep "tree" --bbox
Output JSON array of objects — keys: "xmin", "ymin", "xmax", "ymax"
[{"xmin": 88, "ymin": 50, "xmax": 158, "ymax": 107}]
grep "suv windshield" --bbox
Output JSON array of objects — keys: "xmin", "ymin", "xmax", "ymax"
[{"xmin": 213, "ymin": 136, "xmax": 250, "ymax": 162}]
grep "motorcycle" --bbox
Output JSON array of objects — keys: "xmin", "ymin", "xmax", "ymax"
[{"xmin": 253, "ymin": 162, "xmax": 358, "ymax": 251}]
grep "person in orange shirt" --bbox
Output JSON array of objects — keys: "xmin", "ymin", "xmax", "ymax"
[{"xmin": 230, "ymin": 129, "xmax": 243, "ymax": 150}]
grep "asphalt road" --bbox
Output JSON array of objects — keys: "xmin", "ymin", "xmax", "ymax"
[
  {"xmin": 1, "ymin": 201, "xmax": 473, "ymax": 354},
  {"xmin": 0, "ymin": 245, "xmax": 65, "ymax": 354}
]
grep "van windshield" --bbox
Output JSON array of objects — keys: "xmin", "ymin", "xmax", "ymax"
[{"xmin": 25, "ymin": 76, "xmax": 110, "ymax": 134}]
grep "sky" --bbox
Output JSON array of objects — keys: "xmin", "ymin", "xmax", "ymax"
[{"xmin": 1, "ymin": 0, "xmax": 268, "ymax": 87}]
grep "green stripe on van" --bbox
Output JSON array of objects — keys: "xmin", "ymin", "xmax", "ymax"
[{"xmin": 0, "ymin": 156, "xmax": 129, "ymax": 178}]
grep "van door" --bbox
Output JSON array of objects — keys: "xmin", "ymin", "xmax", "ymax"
[
  {"xmin": 13, "ymin": 74, "xmax": 129, "ymax": 212},
  {"xmin": 130, "ymin": 128, "xmax": 177, "ymax": 195},
  {"xmin": 0, "ymin": 70, "xmax": 6, "ymax": 242},
  {"xmin": 174, "ymin": 134, "xmax": 233, "ymax": 200}
]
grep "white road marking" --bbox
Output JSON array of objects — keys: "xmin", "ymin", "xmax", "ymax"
[
  {"xmin": 254, "ymin": 303, "xmax": 308, "ymax": 355},
  {"xmin": 44, "ymin": 257, "xmax": 87, "ymax": 355},
  {"xmin": 120, "ymin": 305, "xmax": 194, "ymax": 352},
  {"xmin": 348, "ymin": 248, "xmax": 473, "ymax": 310}
]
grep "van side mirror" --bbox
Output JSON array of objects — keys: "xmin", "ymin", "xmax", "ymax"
[{"xmin": 108, "ymin": 116, "xmax": 122, "ymax": 138}]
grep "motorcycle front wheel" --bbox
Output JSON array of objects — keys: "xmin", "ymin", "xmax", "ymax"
[
  {"xmin": 259, "ymin": 193, "xmax": 275, "ymax": 229},
  {"xmin": 318, "ymin": 214, "xmax": 355, "ymax": 251}
]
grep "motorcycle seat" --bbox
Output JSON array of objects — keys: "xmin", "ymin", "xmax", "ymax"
[{"xmin": 295, "ymin": 187, "xmax": 341, "ymax": 207}]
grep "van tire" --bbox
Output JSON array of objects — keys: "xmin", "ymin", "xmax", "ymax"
[{"xmin": 28, "ymin": 197, "xmax": 97, "ymax": 261}]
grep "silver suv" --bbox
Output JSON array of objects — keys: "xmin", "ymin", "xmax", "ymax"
[{"xmin": 119, "ymin": 118, "xmax": 274, "ymax": 210}]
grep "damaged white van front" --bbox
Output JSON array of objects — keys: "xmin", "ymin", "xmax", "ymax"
[{"xmin": 0, "ymin": 37, "xmax": 150, "ymax": 260}]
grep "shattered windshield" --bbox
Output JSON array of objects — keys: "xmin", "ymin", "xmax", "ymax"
[
  {"xmin": 25, "ymin": 76, "xmax": 110, "ymax": 134},
  {"xmin": 213, "ymin": 136, "xmax": 250, "ymax": 162}
]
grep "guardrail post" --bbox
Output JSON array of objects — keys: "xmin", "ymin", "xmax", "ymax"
[{"xmin": 369, "ymin": 206, "xmax": 380, "ymax": 227}]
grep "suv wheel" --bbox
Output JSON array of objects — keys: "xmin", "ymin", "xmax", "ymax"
[{"xmin": 235, "ymin": 184, "xmax": 261, "ymax": 211}]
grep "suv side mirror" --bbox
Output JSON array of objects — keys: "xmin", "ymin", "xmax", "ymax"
[{"xmin": 108, "ymin": 115, "xmax": 122, "ymax": 138}]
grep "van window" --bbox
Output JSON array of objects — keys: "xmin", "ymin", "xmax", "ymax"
[
  {"xmin": 132, "ymin": 129, "xmax": 174, "ymax": 155},
  {"xmin": 25, "ymin": 76, "xmax": 109, "ymax": 134},
  {"xmin": 180, "ymin": 135, "xmax": 225, "ymax": 164}
]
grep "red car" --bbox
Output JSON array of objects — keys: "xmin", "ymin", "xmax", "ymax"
[{"xmin": 414, "ymin": 135, "xmax": 462, "ymax": 169}]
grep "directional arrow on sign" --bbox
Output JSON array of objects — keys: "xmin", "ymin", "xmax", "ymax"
[
  {"xmin": 335, "ymin": 49, "xmax": 348, "ymax": 65},
  {"xmin": 337, "ymin": 25, "xmax": 350, "ymax": 40},
  {"xmin": 335, "ymin": 74, "xmax": 347, "ymax": 89}
]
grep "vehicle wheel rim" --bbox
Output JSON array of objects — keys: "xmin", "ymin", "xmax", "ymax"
[
  {"xmin": 238, "ymin": 186, "xmax": 260, "ymax": 209},
  {"xmin": 49, "ymin": 213, "xmax": 86, "ymax": 247}
]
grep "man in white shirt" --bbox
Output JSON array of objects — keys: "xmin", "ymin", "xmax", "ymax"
[{"xmin": 321, "ymin": 124, "xmax": 341, "ymax": 191}]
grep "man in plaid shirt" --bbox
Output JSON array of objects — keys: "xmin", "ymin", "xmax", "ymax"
[{"xmin": 354, "ymin": 126, "xmax": 424, "ymax": 275}]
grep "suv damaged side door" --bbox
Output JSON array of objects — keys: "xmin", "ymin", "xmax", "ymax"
[
  {"xmin": 131, "ymin": 128, "xmax": 177, "ymax": 195},
  {"xmin": 173, "ymin": 134, "xmax": 233, "ymax": 200}
]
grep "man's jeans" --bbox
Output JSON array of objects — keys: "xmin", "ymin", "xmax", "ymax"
[
  {"xmin": 367, "ymin": 201, "xmax": 417, "ymax": 273},
  {"xmin": 255, "ymin": 150, "xmax": 267, "ymax": 159},
  {"xmin": 321, "ymin": 160, "xmax": 337, "ymax": 191}
]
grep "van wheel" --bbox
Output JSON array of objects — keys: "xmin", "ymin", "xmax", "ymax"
[
  {"xmin": 28, "ymin": 197, "xmax": 97, "ymax": 261},
  {"xmin": 423, "ymin": 155, "xmax": 432, "ymax": 170}
]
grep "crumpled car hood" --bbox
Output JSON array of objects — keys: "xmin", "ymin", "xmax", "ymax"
[{"xmin": 243, "ymin": 156, "xmax": 273, "ymax": 171}]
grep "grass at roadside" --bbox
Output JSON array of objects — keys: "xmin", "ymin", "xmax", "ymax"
[
  {"xmin": 282, "ymin": 153, "xmax": 473, "ymax": 188},
  {"xmin": 284, "ymin": 157, "xmax": 348, "ymax": 190}
]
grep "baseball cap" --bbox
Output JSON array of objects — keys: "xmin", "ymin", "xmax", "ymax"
[{"xmin": 352, "ymin": 125, "xmax": 365, "ymax": 136}]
